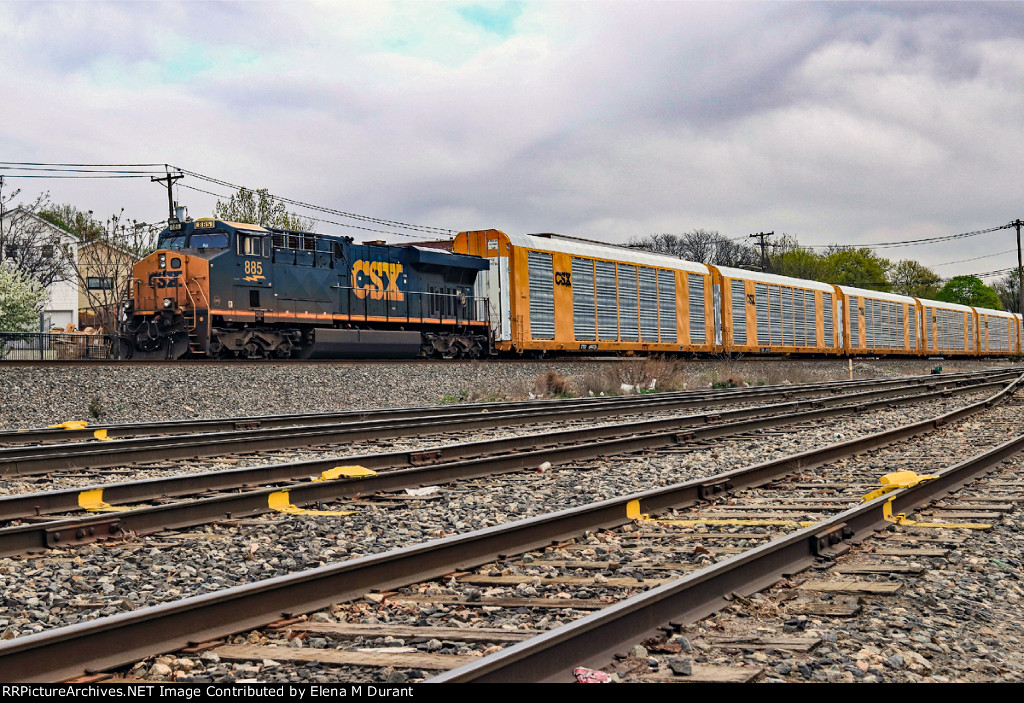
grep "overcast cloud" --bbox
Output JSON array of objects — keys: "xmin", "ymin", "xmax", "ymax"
[{"xmin": 1, "ymin": 1, "xmax": 1022, "ymax": 279}]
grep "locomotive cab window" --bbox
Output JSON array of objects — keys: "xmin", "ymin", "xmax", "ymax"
[
  {"xmin": 158, "ymin": 234, "xmax": 186, "ymax": 250},
  {"xmin": 187, "ymin": 232, "xmax": 229, "ymax": 249},
  {"xmin": 237, "ymin": 232, "xmax": 268, "ymax": 257}
]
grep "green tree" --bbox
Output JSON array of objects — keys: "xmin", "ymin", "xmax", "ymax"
[
  {"xmin": 935, "ymin": 275, "xmax": 1002, "ymax": 309},
  {"xmin": 0, "ymin": 266, "xmax": 48, "ymax": 331},
  {"xmin": 213, "ymin": 187, "xmax": 314, "ymax": 231},
  {"xmin": 768, "ymin": 236, "xmax": 825, "ymax": 280},
  {"xmin": 889, "ymin": 260, "xmax": 942, "ymax": 298},
  {"xmin": 38, "ymin": 203, "xmax": 105, "ymax": 241},
  {"xmin": 821, "ymin": 247, "xmax": 891, "ymax": 291}
]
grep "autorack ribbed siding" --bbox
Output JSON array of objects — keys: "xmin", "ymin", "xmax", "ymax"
[
  {"xmin": 455, "ymin": 228, "xmax": 1024, "ymax": 358},
  {"xmin": 455, "ymin": 229, "xmax": 716, "ymax": 354}
]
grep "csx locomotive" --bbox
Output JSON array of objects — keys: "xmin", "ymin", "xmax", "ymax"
[
  {"xmin": 116, "ymin": 218, "xmax": 490, "ymax": 359},
  {"xmin": 118, "ymin": 220, "xmax": 1023, "ymax": 360}
]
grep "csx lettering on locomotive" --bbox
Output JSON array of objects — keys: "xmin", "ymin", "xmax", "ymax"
[
  {"xmin": 148, "ymin": 270, "xmax": 182, "ymax": 288},
  {"xmin": 350, "ymin": 260, "xmax": 405, "ymax": 301}
]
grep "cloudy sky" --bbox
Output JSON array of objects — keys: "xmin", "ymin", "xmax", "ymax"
[{"xmin": 1, "ymin": 1, "xmax": 1022, "ymax": 280}]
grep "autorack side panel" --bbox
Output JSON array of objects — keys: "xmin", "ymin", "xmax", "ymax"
[
  {"xmin": 975, "ymin": 307, "xmax": 1016, "ymax": 354},
  {"xmin": 496, "ymin": 233, "xmax": 714, "ymax": 353},
  {"xmin": 917, "ymin": 298, "xmax": 975, "ymax": 356},
  {"xmin": 833, "ymin": 286, "xmax": 919, "ymax": 356},
  {"xmin": 712, "ymin": 267, "xmax": 839, "ymax": 355}
]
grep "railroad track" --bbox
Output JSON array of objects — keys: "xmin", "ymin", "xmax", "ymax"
[
  {"xmin": 1, "ymin": 368, "xmax": 1016, "ymax": 479},
  {"xmin": 3, "ymin": 367, "xmax": 1013, "ymax": 446},
  {"xmin": 0, "ymin": 370, "xmax": 1020, "ymax": 682},
  {"xmin": 0, "ymin": 370, "xmax": 1008, "ymax": 557}
]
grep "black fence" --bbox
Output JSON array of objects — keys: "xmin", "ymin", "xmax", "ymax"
[{"xmin": 0, "ymin": 331, "xmax": 114, "ymax": 360}]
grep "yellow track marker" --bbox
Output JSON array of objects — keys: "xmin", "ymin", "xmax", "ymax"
[
  {"xmin": 48, "ymin": 421, "xmax": 88, "ymax": 430},
  {"xmin": 93, "ymin": 429, "xmax": 113, "ymax": 441},
  {"xmin": 863, "ymin": 471, "xmax": 992, "ymax": 530},
  {"xmin": 78, "ymin": 488, "xmax": 131, "ymax": 512},
  {"xmin": 654, "ymin": 518, "xmax": 819, "ymax": 527},
  {"xmin": 860, "ymin": 470, "xmax": 939, "ymax": 503},
  {"xmin": 313, "ymin": 465, "xmax": 376, "ymax": 482},
  {"xmin": 626, "ymin": 500, "xmax": 815, "ymax": 528},
  {"xmin": 269, "ymin": 490, "xmax": 354, "ymax": 516}
]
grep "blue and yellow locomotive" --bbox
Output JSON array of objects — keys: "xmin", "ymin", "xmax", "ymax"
[{"xmin": 117, "ymin": 218, "xmax": 491, "ymax": 359}]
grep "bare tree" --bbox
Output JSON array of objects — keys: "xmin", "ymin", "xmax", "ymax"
[
  {"xmin": 69, "ymin": 211, "xmax": 159, "ymax": 332},
  {"xmin": 993, "ymin": 271, "xmax": 1022, "ymax": 314},
  {"xmin": 0, "ymin": 178, "xmax": 75, "ymax": 288},
  {"xmin": 628, "ymin": 229, "xmax": 758, "ymax": 268}
]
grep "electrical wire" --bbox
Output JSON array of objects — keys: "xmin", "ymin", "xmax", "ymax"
[
  {"xmin": 173, "ymin": 167, "xmax": 456, "ymax": 236},
  {"xmin": 177, "ymin": 183, "xmax": 448, "ymax": 240},
  {"xmin": 1, "ymin": 161, "xmax": 456, "ymax": 237}
]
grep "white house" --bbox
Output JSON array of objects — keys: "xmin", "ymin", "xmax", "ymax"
[{"xmin": 0, "ymin": 207, "xmax": 79, "ymax": 330}]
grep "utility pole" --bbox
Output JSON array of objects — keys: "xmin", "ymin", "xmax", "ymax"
[
  {"xmin": 151, "ymin": 171, "xmax": 183, "ymax": 223},
  {"xmin": 748, "ymin": 231, "xmax": 775, "ymax": 273},
  {"xmin": 1013, "ymin": 219, "xmax": 1024, "ymax": 315}
]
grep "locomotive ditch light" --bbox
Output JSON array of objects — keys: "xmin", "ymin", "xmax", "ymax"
[{"xmin": 162, "ymin": 298, "xmax": 174, "ymax": 309}]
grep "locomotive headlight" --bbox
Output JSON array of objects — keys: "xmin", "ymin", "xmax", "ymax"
[
  {"xmin": 162, "ymin": 297, "xmax": 174, "ymax": 309},
  {"xmin": 158, "ymin": 254, "xmax": 166, "ymax": 268}
]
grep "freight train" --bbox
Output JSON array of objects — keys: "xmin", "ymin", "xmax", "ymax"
[{"xmin": 116, "ymin": 220, "xmax": 1023, "ymax": 360}]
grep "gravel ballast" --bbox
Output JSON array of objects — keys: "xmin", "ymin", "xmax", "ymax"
[
  {"xmin": 0, "ymin": 357, "xmax": 1021, "ymax": 684},
  {"xmin": 0, "ymin": 357, "xmax": 1015, "ymax": 430}
]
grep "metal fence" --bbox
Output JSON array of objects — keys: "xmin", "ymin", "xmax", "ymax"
[{"xmin": 0, "ymin": 331, "xmax": 114, "ymax": 360}]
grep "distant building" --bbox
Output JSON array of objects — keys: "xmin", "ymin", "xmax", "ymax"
[
  {"xmin": 76, "ymin": 239, "xmax": 135, "ymax": 332},
  {"xmin": 0, "ymin": 208, "xmax": 78, "ymax": 330}
]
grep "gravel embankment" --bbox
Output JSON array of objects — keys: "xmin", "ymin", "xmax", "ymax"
[{"xmin": 0, "ymin": 357, "xmax": 1016, "ymax": 430}]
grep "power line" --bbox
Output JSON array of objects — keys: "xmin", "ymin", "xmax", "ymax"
[
  {"xmin": 0, "ymin": 166, "xmax": 165, "ymax": 174},
  {"xmin": 800, "ymin": 223, "xmax": 1013, "ymax": 250},
  {"xmin": 1, "ymin": 161, "xmax": 456, "ymax": 237},
  {"xmin": 0, "ymin": 172, "xmax": 156, "ymax": 179},
  {"xmin": 0, "ymin": 161, "xmax": 167, "ymax": 167},
  {"xmin": 931, "ymin": 249, "xmax": 1018, "ymax": 267},
  {"xmin": 173, "ymin": 167, "xmax": 456, "ymax": 236},
  {"xmin": 177, "ymin": 183, "xmax": 448, "ymax": 240}
]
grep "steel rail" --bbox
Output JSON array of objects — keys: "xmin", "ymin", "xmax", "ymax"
[
  {"xmin": 431, "ymin": 375, "xmax": 1024, "ymax": 682},
  {"xmin": 0, "ymin": 374, "xmax": 1008, "ymax": 532},
  {"xmin": 0, "ymin": 370, "xmax": 1012, "ymax": 478},
  {"xmin": 2, "ymin": 367, "xmax": 1015, "ymax": 445},
  {"xmin": 0, "ymin": 373, "xmax": 1017, "ymax": 682}
]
